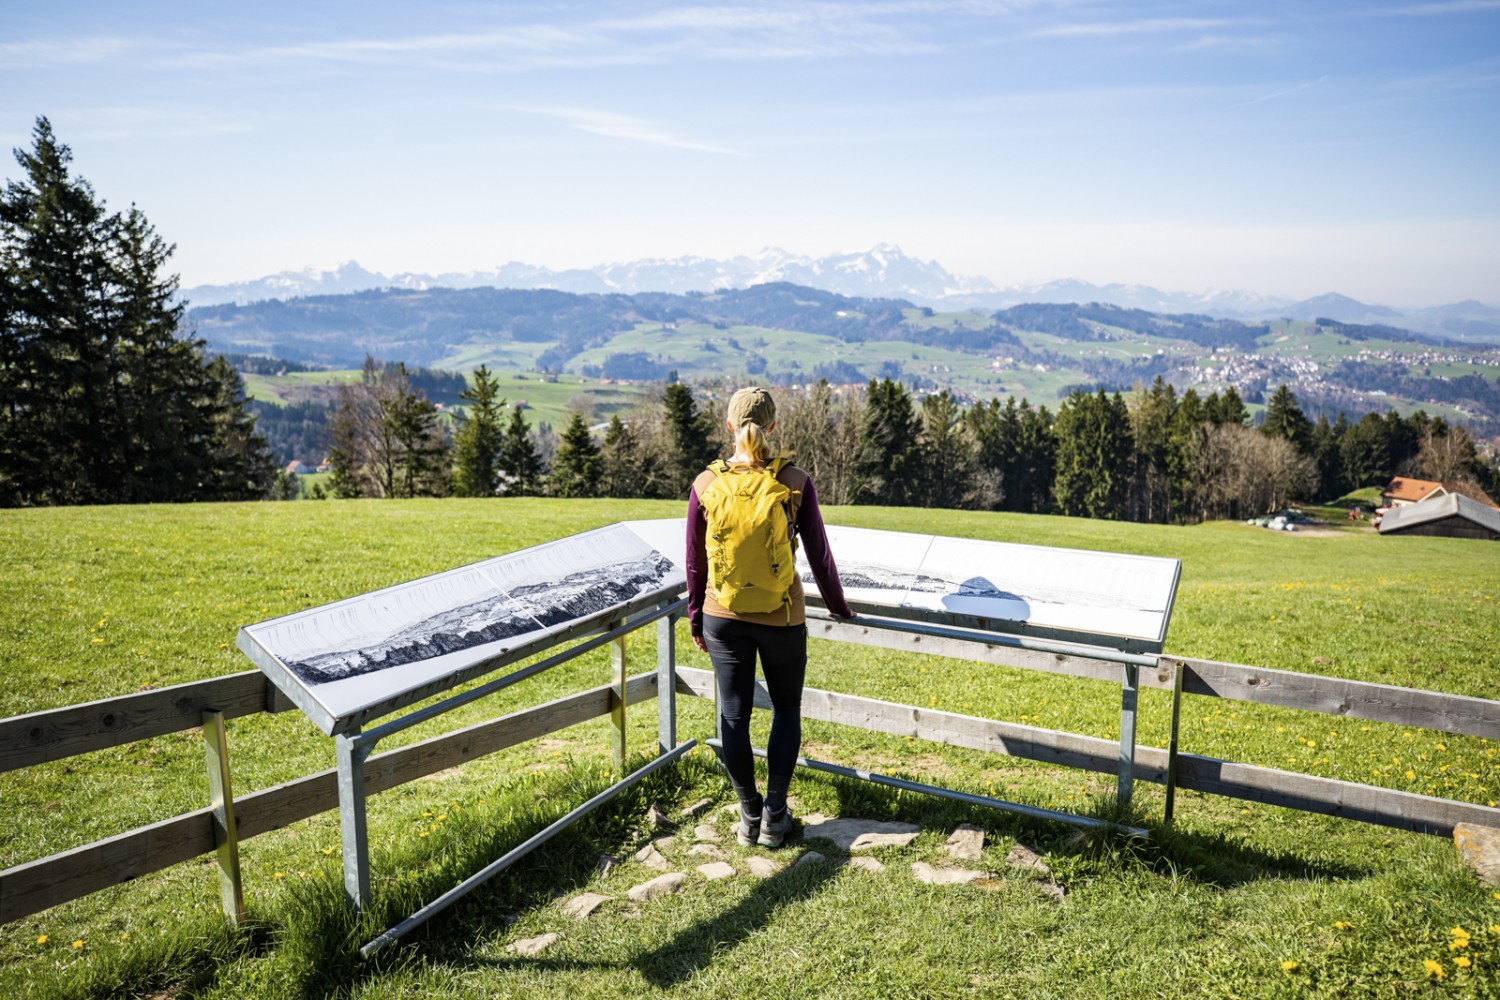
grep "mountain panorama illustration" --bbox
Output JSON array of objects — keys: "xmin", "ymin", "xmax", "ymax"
[
  {"xmin": 813, "ymin": 561, "xmax": 1146, "ymax": 613},
  {"xmin": 285, "ymin": 550, "xmax": 673, "ymax": 685}
]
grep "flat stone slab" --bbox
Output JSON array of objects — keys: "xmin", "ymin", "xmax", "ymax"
[
  {"xmin": 847, "ymin": 856, "xmax": 887, "ymax": 874},
  {"xmin": 688, "ymin": 843, "xmax": 728, "ymax": 859},
  {"xmin": 792, "ymin": 850, "xmax": 829, "ymax": 869},
  {"xmin": 945, "ymin": 824, "xmax": 985, "ymax": 861},
  {"xmin": 1036, "ymin": 881, "xmax": 1067, "ymax": 903},
  {"xmin": 693, "ymin": 823, "xmax": 722, "ymax": 842},
  {"xmin": 681, "ymin": 798, "xmax": 714, "ymax": 817},
  {"xmin": 633, "ymin": 845, "xmax": 673, "ymax": 872},
  {"xmin": 747, "ymin": 857, "xmax": 784, "ymax": 879},
  {"xmin": 1006, "ymin": 842, "xmax": 1051, "ymax": 876},
  {"xmin": 560, "ymin": 892, "xmax": 609, "ymax": 920},
  {"xmin": 646, "ymin": 803, "xmax": 671, "ymax": 829},
  {"xmin": 650, "ymin": 836, "xmax": 678, "ymax": 853},
  {"xmin": 627, "ymin": 872, "xmax": 686, "ymax": 902},
  {"xmin": 801, "ymin": 815, "xmax": 921, "ymax": 852},
  {"xmin": 912, "ymin": 862, "xmax": 989, "ymax": 885},
  {"xmin": 508, "ymin": 932, "xmax": 560, "ymax": 956},
  {"xmin": 1454, "ymin": 823, "xmax": 1500, "ymax": 886},
  {"xmin": 697, "ymin": 861, "xmax": 736, "ymax": 880}
]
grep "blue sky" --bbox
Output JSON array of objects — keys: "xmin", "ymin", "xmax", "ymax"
[{"xmin": 3, "ymin": 1, "xmax": 1498, "ymax": 305}]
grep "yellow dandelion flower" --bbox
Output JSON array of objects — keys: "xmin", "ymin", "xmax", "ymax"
[
  {"xmin": 1424, "ymin": 959, "xmax": 1447, "ymax": 978},
  {"xmin": 1455, "ymin": 956, "xmax": 1472, "ymax": 969},
  {"xmin": 1280, "ymin": 960, "xmax": 1298, "ymax": 971},
  {"xmin": 36, "ymin": 935, "xmax": 47, "ymax": 945},
  {"xmin": 72, "ymin": 939, "xmax": 83, "ymax": 949},
  {"xmin": 1490, "ymin": 925, "xmax": 1500, "ymax": 935},
  {"xmin": 321, "ymin": 847, "xmax": 335, "ymax": 855},
  {"xmin": 1450, "ymin": 939, "xmax": 1468, "ymax": 950},
  {"xmin": 1333, "ymin": 921, "xmax": 1352, "ymax": 930},
  {"xmin": 1452, "ymin": 926, "xmax": 1471, "ymax": 939},
  {"xmin": 273, "ymin": 871, "xmax": 285, "ymax": 880},
  {"xmin": 1405, "ymin": 770, "xmax": 1416, "ymax": 780}
]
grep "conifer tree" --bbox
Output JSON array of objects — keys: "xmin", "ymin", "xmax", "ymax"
[
  {"xmin": 598, "ymin": 414, "xmax": 639, "ymax": 498},
  {"xmin": 549, "ymin": 410, "xmax": 601, "ymax": 497},
  {"xmin": 853, "ymin": 377, "xmax": 920, "ymax": 506},
  {"xmin": 917, "ymin": 389, "xmax": 985, "ymax": 509},
  {"xmin": 662, "ymin": 381, "xmax": 717, "ymax": 493},
  {"xmin": 1052, "ymin": 389, "xmax": 1132, "ymax": 519},
  {"xmin": 452, "ymin": 365, "xmax": 505, "ymax": 497},
  {"xmin": 498, "ymin": 404, "xmax": 544, "ymax": 496},
  {"xmin": 1, "ymin": 117, "xmax": 274, "ymax": 505},
  {"xmin": 1260, "ymin": 384, "xmax": 1313, "ymax": 453}
]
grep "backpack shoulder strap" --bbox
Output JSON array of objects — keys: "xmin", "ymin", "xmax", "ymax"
[{"xmin": 707, "ymin": 459, "xmax": 731, "ymax": 477}]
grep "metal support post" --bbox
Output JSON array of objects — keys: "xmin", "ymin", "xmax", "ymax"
[
  {"xmin": 657, "ymin": 613, "xmax": 677, "ymax": 755},
  {"xmin": 611, "ymin": 626, "xmax": 627, "ymax": 772},
  {"xmin": 200, "ymin": 710, "xmax": 245, "ymax": 926},
  {"xmin": 1163, "ymin": 657, "xmax": 1184, "ymax": 824},
  {"xmin": 1117, "ymin": 662, "xmax": 1139, "ymax": 806},
  {"xmin": 336, "ymin": 730, "xmax": 373, "ymax": 910}
]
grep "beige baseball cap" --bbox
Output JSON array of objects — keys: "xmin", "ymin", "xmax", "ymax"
[{"xmin": 726, "ymin": 385, "xmax": 775, "ymax": 428}]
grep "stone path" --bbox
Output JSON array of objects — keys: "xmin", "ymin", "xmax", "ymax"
[{"xmin": 506, "ymin": 804, "xmax": 1071, "ymax": 956}]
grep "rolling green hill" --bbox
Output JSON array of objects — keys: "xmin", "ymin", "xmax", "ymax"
[{"xmin": 200, "ymin": 285, "xmax": 1500, "ymax": 432}]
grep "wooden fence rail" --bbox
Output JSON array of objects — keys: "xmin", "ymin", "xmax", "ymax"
[
  {"xmin": 0, "ymin": 672, "xmax": 660, "ymax": 925},
  {"xmin": 5, "ymin": 618, "xmax": 1500, "ymax": 926}
]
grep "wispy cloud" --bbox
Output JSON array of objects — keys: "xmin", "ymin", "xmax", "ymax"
[
  {"xmin": 1028, "ymin": 16, "xmax": 1256, "ymax": 39},
  {"xmin": 512, "ymin": 106, "xmax": 741, "ymax": 155},
  {"xmin": 60, "ymin": 107, "xmax": 258, "ymax": 141},
  {"xmin": 1237, "ymin": 75, "xmax": 1329, "ymax": 107},
  {"xmin": 0, "ymin": 36, "xmax": 144, "ymax": 66},
  {"xmin": 1388, "ymin": 0, "xmax": 1500, "ymax": 15}
]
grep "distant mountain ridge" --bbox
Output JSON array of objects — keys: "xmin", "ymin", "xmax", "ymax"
[{"xmin": 180, "ymin": 246, "xmax": 1500, "ymax": 343}]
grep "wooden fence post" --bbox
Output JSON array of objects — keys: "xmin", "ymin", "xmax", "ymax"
[
  {"xmin": 200, "ymin": 710, "xmax": 245, "ymax": 926},
  {"xmin": 611, "ymin": 627, "xmax": 627, "ymax": 773}
]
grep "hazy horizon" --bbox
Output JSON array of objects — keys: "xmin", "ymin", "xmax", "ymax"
[{"xmin": 4, "ymin": 1, "xmax": 1498, "ymax": 306}]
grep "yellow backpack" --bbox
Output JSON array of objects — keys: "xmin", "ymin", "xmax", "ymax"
[{"xmin": 700, "ymin": 456, "xmax": 799, "ymax": 615}]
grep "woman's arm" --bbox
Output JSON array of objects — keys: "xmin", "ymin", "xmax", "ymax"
[
  {"xmin": 685, "ymin": 486, "xmax": 709, "ymax": 648},
  {"xmin": 797, "ymin": 478, "xmax": 855, "ymax": 619}
]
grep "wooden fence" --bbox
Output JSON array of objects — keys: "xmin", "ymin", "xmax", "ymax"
[{"xmin": 4, "ymin": 615, "xmax": 1499, "ymax": 925}]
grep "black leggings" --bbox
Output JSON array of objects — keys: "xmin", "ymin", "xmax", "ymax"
[{"xmin": 702, "ymin": 616, "xmax": 807, "ymax": 794}]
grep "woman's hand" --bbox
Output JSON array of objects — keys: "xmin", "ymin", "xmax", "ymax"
[{"xmin": 692, "ymin": 633, "xmax": 707, "ymax": 652}]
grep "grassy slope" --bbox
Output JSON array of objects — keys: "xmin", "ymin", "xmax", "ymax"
[{"xmin": 1, "ymin": 500, "xmax": 1497, "ymax": 998}]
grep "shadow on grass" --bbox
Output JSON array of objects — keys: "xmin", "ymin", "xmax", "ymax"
[
  {"xmin": 812, "ymin": 765, "xmax": 1375, "ymax": 887},
  {"xmin": 469, "ymin": 856, "xmax": 840, "ymax": 990}
]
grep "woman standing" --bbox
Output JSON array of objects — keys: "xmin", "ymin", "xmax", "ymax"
[{"xmin": 686, "ymin": 386, "xmax": 854, "ymax": 847}]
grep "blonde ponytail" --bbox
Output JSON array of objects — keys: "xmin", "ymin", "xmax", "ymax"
[{"xmin": 730, "ymin": 419, "xmax": 770, "ymax": 468}]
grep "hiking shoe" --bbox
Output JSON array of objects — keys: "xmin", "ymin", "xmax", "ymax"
[
  {"xmin": 757, "ymin": 806, "xmax": 795, "ymax": 849},
  {"xmin": 736, "ymin": 815, "xmax": 761, "ymax": 847}
]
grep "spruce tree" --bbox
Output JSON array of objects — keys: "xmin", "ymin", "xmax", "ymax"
[
  {"xmin": 1052, "ymin": 389, "xmax": 1132, "ymax": 519},
  {"xmin": 662, "ymin": 381, "xmax": 717, "ymax": 493},
  {"xmin": 853, "ymin": 378, "xmax": 920, "ymax": 506},
  {"xmin": 599, "ymin": 414, "xmax": 639, "ymax": 498},
  {"xmin": 1, "ymin": 117, "xmax": 274, "ymax": 505},
  {"xmin": 452, "ymin": 365, "xmax": 505, "ymax": 497},
  {"xmin": 549, "ymin": 411, "xmax": 601, "ymax": 497},
  {"xmin": 498, "ymin": 405, "xmax": 543, "ymax": 496},
  {"xmin": 917, "ymin": 389, "xmax": 984, "ymax": 509},
  {"xmin": 1260, "ymin": 384, "xmax": 1313, "ymax": 453}
]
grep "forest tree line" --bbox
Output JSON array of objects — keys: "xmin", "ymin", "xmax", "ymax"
[{"xmin": 324, "ymin": 360, "xmax": 1500, "ymax": 523}]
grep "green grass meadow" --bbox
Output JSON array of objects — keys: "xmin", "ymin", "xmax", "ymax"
[{"xmin": 2, "ymin": 500, "xmax": 1498, "ymax": 998}]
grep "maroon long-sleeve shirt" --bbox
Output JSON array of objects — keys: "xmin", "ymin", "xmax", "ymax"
[{"xmin": 686, "ymin": 471, "xmax": 853, "ymax": 635}]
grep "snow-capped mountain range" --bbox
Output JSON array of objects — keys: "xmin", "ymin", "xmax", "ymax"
[{"xmin": 179, "ymin": 245, "xmax": 1499, "ymax": 340}]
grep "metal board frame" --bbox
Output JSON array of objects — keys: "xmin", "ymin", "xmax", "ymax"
[{"xmin": 238, "ymin": 523, "xmax": 685, "ymax": 735}]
